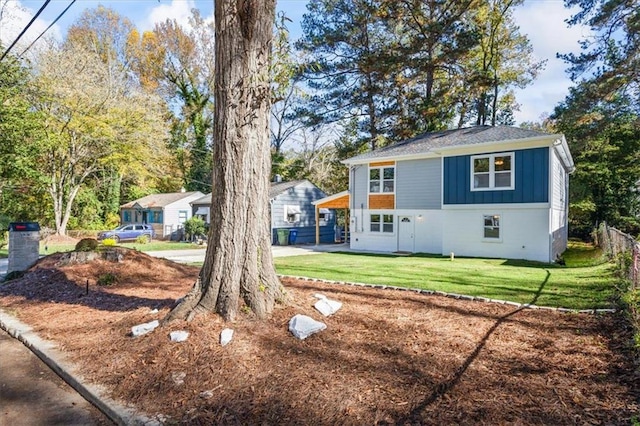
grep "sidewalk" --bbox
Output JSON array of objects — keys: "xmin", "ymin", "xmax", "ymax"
[{"xmin": 0, "ymin": 321, "xmax": 115, "ymax": 425}]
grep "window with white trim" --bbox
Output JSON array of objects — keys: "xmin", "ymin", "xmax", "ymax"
[
  {"xmin": 285, "ymin": 205, "xmax": 301, "ymax": 223},
  {"xmin": 318, "ymin": 208, "xmax": 330, "ymax": 223},
  {"xmin": 471, "ymin": 153, "xmax": 514, "ymax": 190},
  {"xmin": 369, "ymin": 166, "xmax": 395, "ymax": 193},
  {"xmin": 178, "ymin": 210, "xmax": 188, "ymax": 224},
  {"xmin": 370, "ymin": 214, "xmax": 394, "ymax": 233},
  {"xmin": 483, "ymin": 214, "xmax": 501, "ymax": 239}
]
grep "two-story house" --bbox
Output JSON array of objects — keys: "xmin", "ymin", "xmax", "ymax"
[{"xmin": 343, "ymin": 126, "xmax": 575, "ymax": 263}]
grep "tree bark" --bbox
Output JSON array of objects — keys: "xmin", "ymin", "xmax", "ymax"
[{"xmin": 166, "ymin": 0, "xmax": 285, "ymax": 322}]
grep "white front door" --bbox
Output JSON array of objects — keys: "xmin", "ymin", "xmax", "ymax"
[{"xmin": 398, "ymin": 215, "xmax": 414, "ymax": 252}]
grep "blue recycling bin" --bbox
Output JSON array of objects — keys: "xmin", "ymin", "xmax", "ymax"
[{"xmin": 288, "ymin": 229, "xmax": 298, "ymax": 245}]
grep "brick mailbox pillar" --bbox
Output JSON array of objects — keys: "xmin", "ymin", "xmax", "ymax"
[{"xmin": 7, "ymin": 222, "xmax": 40, "ymax": 275}]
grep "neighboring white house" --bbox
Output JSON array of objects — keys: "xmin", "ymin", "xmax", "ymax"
[
  {"xmin": 342, "ymin": 125, "xmax": 575, "ymax": 263},
  {"xmin": 120, "ymin": 190, "xmax": 205, "ymax": 239}
]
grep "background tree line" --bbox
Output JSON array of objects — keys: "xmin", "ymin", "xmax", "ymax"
[{"xmin": 0, "ymin": 0, "xmax": 637, "ymax": 238}]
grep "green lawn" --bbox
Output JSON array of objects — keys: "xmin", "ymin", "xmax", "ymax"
[
  {"xmin": 37, "ymin": 240, "xmax": 203, "ymax": 255},
  {"xmin": 0, "ymin": 240, "xmax": 203, "ymax": 257},
  {"xmin": 274, "ymin": 247, "xmax": 616, "ymax": 310}
]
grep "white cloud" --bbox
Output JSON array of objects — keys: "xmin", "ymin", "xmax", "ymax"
[
  {"xmin": 511, "ymin": 1, "xmax": 590, "ymax": 123},
  {"xmin": 0, "ymin": 0, "xmax": 61, "ymax": 55},
  {"xmin": 143, "ymin": 0, "xmax": 202, "ymax": 30}
]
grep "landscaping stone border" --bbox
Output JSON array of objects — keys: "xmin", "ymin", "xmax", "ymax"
[{"xmin": 278, "ymin": 275, "xmax": 617, "ymax": 315}]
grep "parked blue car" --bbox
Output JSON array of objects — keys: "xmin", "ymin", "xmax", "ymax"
[{"xmin": 97, "ymin": 224, "xmax": 155, "ymax": 242}]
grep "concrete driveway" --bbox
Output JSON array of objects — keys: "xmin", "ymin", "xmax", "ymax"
[{"xmin": 146, "ymin": 243, "xmax": 350, "ymax": 264}]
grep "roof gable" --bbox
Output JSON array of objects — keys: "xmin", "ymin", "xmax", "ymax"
[
  {"xmin": 120, "ymin": 191, "xmax": 203, "ymax": 209},
  {"xmin": 269, "ymin": 180, "xmax": 311, "ymax": 199},
  {"xmin": 185, "ymin": 181, "xmax": 321, "ymax": 206}
]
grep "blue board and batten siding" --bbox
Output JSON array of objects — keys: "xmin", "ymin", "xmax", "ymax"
[
  {"xmin": 271, "ymin": 182, "xmax": 335, "ymax": 244},
  {"xmin": 443, "ymin": 147, "xmax": 549, "ymax": 205}
]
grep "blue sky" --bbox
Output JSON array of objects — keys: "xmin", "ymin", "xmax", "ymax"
[{"xmin": 2, "ymin": 0, "xmax": 588, "ymax": 125}]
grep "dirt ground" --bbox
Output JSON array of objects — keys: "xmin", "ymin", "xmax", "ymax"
[{"xmin": 0, "ymin": 248, "xmax": 638, "ymax": 425}]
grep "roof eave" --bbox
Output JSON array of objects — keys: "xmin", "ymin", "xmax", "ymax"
[
  {"xmin": 342, "ymin": 134, "xmax": 563, "ymax": 165},
  {"xmin": 553, "ymin": 135, "xmax": 576, "ymax": 173},
  {"xmin": 342, "ymin": 152, "xmax": 442, "ymax": 165},
  {"xmin": 312, "ymin": 190, "xmax": 349, "ymax": 205}
]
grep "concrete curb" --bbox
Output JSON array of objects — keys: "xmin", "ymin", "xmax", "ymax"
[
  {"xmin": 0, "ymin": 310, "xmax": 158, "ymax": 426},
  {"xmin": 277, "ymin": 275, "xmax": 618, "ymax": 315}
]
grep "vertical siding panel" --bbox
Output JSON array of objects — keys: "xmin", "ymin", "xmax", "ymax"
[
  {"xmin": 443, "ymin": 147, "xmax": 549, "ymax": 205},
  {"xmin": 442, "ymin": 158, "xmax": 449, "ymax": 204}
]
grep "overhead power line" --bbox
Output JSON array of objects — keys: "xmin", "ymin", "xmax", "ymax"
[
  {"xmin": 0, "ymin": 0, "xmax": 51, "ymax": 62},
  {"xmin": 19, "ymin": 0, "xmax": 77, "ymax": 58}
]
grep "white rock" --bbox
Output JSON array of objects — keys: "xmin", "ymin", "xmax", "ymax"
[
  {"xmin": 169, "ymin": 330, "xmax": 189, "ymax": 342},
  {"xmin": 131, "ymin": 320, "xmax": 159, "ymax": 337},
  {"xmin": 314, "ymin": 298, "xmax": 342, "ymax": 317},
  {"xmin": 171, "ymin": 371, "xmax": 186, "ymax": 386},
  {"xmin": 199, "ymin": 390, "xmax": 214, "ymax": 399},
  {"xmin": 149, "ymin": 308, "xmax": 159, "ymax": 314},
  {"xmin": 220, "ymin": 328, "xmax": 234, "ymax": 346},
  {"xmin": 313, "ymin": 293, "xmax": 327, "ymax": 300},
  {"xmin": 288, "ymin": 314, "xmax": 326, "ymax": 340}
]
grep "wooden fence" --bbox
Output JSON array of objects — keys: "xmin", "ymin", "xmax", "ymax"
[{"xmin": 595, "ymin": 223, "xmax": 639, "ymax": 289}]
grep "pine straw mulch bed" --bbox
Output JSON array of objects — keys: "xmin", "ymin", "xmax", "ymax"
[{"xmin": 0, "ymin": 248, "xmax": 638, "ymax": 425}]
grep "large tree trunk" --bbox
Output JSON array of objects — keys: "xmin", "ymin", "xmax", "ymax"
[{"xmin": 167, "ymin": 0, "xmax": 285, "ymax": 322}]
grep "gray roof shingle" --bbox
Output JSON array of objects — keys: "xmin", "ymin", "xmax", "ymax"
[
  {"xmin": 344, "ymin": 125, "xmax": 556, "ymax": 163},
  {"xmin": 269, "ymin": 180, "xmax": 308, "ymax": 198},
  {"xmin": 120, "ymin": 191, "xmax": 201, "ymax": 209},
  {"xmin": 188, "ymin": 180, "xmax": 312, "ymax": 206}
]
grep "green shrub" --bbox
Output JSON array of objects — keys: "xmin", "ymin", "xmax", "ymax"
[
  {"xmin": 135, "ymin": 234, "xmax": 150, "ymax": 244},
  {"xmin": 184, "ymin": 216, "xmax": 206, "ymax": 241},
  {"xmin": 104, "ymin": 212, "xmax": 121, "ymax": 229},
  {"xmin": 75, "ymin": 238, "xmax": 99, "ymax": 252},
  {"xmin": 101, "ymin": 238, "xmax": 117, "ymax": 246},
  {"xmin": 0, "ymin": 231, "xmax": 7, "ymax": 250},
  {"xmin": 97, "ymin": 273, "xmax": 118, "ymax": 286}
]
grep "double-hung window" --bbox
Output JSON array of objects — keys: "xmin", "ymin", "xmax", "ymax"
[
  {"xmin": 369, "ymin": 166, "xmax": 395, "ymax": 193},
  {"xmin": 178, "ymin": 210, "xmax": 188, "ymax": 224},
  {"xmin": 483, "ymin": 214, "xmax": 501, "ymax": 239},
  {"xmin": 471, "ymin": 152, "xmax": 514, "ymax": 190},
  {"xmin": 370, "ymin": 214, "xmax": 394, "ymax": 233}
]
